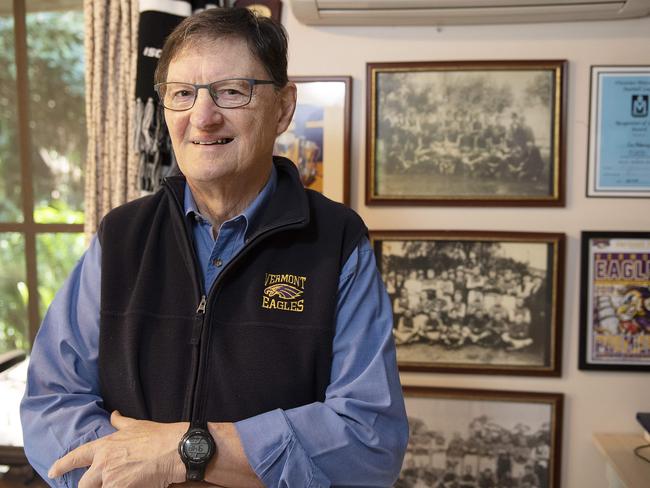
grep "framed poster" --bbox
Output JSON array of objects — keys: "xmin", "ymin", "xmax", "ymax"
[
  {"xmin": 371, "ymin": 231, "xmax": 565, "ymax": 376},
  {"xmin": 274, "ymin": 76, "xmax": 351, "ymax": 205},
  {"xmin": 366, "ymin": 60, "xmax": 566, "ymax": 206},
  {"xmin": 398, "ymin": 386, "xmax": 563, "ymax": 488},
  {"xmin": 579, "ymin": 231, "xmax": 650, "ymax": 371},
  {"xmin": 587, "ymin": 66, "xmax": 650, "ymax": 197}
]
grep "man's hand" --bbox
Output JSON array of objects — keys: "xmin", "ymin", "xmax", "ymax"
[{"xmin": 48, "ymin": 411, "xmax": 188, "ymax": 488}]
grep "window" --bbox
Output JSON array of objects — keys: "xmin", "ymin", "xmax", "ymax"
[{"xmin": 0, "ymin": 0, "xmax": 86, "ymax": 354}]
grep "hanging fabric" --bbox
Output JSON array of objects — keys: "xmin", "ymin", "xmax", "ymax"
[{"xmin": 84, "ymin": 0, "xmax": 139, "ymax": 237}]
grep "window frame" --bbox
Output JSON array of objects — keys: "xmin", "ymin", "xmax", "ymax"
[{"xmin": 0, "ymin": 0, "xmax": 85, "ymax": 346}]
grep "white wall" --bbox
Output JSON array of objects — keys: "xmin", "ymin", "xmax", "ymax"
[{"xmin": 282, "ymin": 8, "xmax": 650, "ymax": 488}]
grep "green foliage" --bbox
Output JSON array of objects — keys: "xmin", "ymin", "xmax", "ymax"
[
  {"xmin": 35, "ymin": 199, "xmax": 84, "ymax": 224},
  {"xmin": 27, "ymin": 11, "xmax": 86, "ymax": 214},
  {"xmin": 36, "ymin": 229, "xmax": 85, "ymax": 319},
  {"xmin": 0, "ymin": 233, "xmax": 28, "ymax": 353},
  {"xmin": 0, "ymin": 15, "xmax": 21, "ymax": 221},
  {"xmin": 0, "ymin": 11, "xmax": 85, "ymax": 222},
  {"xmin": 0, "ymin": 203, "xmax": 85, "ymax": 354},
  {"xmin": 0, "ymin": 9, "xmax": 86, "ymax": 354}
]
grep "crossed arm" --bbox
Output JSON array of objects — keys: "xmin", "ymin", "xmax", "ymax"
[{"xmin": 48, "ymin": 412, "xmax": 262, "ymax": 488}]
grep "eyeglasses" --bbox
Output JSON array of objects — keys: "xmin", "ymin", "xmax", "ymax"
[{"xmin": 154, "ymin": 78, "xmax": 275, "ymax": 111}]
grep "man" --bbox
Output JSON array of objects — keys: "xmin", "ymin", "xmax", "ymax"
[
  {"xmin": 532, "ymin": 440, "xmax": 550, "ymax": 488},
  {"xmin": 464, "ymin": 306, "xmax": 489, "ymax": 345},
  {"xmin": 508, "ymin": 112, "xmax": 534, "ymax": 150},
  {"xmin": 421, "ymin": 268, "xmax": 437, "ymax": 300},
  {"xmin": 520, "ymin": 139, "xmax": 544, "ymax": 182},
  {"xmin": 477, "ymin": 468, "xmax": 496, "ymax": 488},
  {"xmin": 495, "ymin": 448, "xmax": 512, "ymax": 485},
  {"xmin": 403, "ymin": 269, "xmax": 423, "ymax": 309},
  {"xmin": 21, "ymin": 8, "xmax": 408, "ymax": 488},
  {"xmin": 394, "ymin": 309, "xmax": 417, "ymax": 345},
  {"xmin": 520, "ymin": 464, "xmax": 540, "ymax": 487},
  {"xmin": 459, "ymin": 465, "xmax": 477, "ymax": 488}
]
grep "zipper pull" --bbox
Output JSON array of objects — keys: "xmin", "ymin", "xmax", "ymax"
[
  {"xmin": 196, "ymin": 295, "xmax": 207, "ymax": 314},
  {"xmin": 190, "ymin": 295, "xmax": 207, "ymax": 345}
]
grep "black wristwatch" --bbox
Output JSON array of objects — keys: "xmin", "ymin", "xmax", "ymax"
[{"xmin": 178, "ymin": 423, "xmax": 216, "ymax": 481}]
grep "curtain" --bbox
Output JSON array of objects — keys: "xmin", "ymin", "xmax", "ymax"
[{"xmin": 83, "ymin": 0, "xmax": 140, "ymax": 236}]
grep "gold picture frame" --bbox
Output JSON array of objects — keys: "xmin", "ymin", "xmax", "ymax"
[{"xmin": 366, "ymin": 60, "xmax": 567, "ymax": 206}]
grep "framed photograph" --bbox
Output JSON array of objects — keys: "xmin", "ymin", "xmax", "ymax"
[
  {"xmin": 579, "ymin": 231, "xmax": 650, "ymax": 371},
  {"xmin": 274, "ymin": 76, "xmax": 351, "ymax": 205},
  {"xmin": 587, "ymin": 66, "xmax": 650, "ymax": 197},
  {"xmin": 233, "ymin": 0, "xmax": 283, "ymax": 22},
  {"xmin": 371, "ymin": 231, "xmax": 565, "ymax": 376},
  {"xmin": 366, "ymin": 60, "xmax": 566, "ymax": 206},
  {"xmin": 398, "ymin": 386, "xmax": 563, "ymax": 488}
]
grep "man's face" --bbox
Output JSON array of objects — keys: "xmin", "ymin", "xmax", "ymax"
[{"xmin": 164, "ymin": 37, "xmax": 296, "ymax": 189}]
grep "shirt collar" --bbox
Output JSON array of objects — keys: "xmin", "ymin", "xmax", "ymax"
[{"xmin": 183, "ymin": 164, "xmax": 278, "ymax": 237}]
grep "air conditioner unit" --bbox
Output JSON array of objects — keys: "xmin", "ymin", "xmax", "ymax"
[{"xmin": 289, "ymin": 0, "xmax": 650, "ymax": 25}]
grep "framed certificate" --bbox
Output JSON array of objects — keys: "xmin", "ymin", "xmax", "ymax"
[
  {"xmin": 579, "ymin": 231, "xmax": 650, "ymax": 371},
  {"xmin": 587, "ymin": 66, "xmax": 650, "ymax": 197}
]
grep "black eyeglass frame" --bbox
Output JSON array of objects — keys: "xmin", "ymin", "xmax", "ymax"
[{"xmin": 153, "ymin": 78, "xmax": 276, "ymax": 111}]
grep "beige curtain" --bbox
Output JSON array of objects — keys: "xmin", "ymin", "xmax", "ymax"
[{"xmin": 83, "ymin": 0, "xmax": 140, "ymax": 237}]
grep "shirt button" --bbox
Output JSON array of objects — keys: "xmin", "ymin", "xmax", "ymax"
[{"xmin": 213, "ymin": 258, "xmax": 223, "ymax": 267}]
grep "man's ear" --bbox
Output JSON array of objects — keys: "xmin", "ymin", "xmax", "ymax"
[{"xmin": 275, "ymin": 82, "xmax": 297, "ymax": 136}]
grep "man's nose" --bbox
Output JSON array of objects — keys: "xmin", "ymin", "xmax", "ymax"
[{"xmin": 189, "ymin": 88, "xmax": 223, "ymax": 127}]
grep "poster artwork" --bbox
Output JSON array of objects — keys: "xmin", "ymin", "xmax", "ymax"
[
  {"xmin": 275, "ymin": 104, "xmax": 325, "ymax": 193},
  {"xmin": 590, "ymin": 248, "xmax": 650, "ymax": 363}
]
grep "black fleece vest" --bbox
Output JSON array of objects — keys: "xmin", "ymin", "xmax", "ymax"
[{"xmin": 97, "ymin": 158, "xmax": 367, "ymax": 423}]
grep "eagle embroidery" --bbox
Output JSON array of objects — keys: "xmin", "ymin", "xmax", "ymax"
[{"xmin": 264, "ymin": 283, "xmax": 303, "ymax": 300}]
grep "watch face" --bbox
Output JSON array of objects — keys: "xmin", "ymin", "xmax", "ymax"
[{"xmin": 182, "ymin": 434, "xmax": 212, "ymax": 462}]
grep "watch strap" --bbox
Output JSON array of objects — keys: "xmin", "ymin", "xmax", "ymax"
[
  {"xmin": 190, "ymin": 418, "xmax": 207, "ymax": 429},
  {"xmin": 185, "ymin": 460, "xmax": 207, "ymax": 482}
]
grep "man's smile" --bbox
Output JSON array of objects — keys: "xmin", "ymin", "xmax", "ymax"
[{"xmin": 191, "ymin": 138, "xmax": 234, "ymax": 145}]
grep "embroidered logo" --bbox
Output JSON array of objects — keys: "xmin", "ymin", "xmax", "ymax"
[{"xmin": 262, "ymin": 273, "xmax": 306, "ymax": 312}]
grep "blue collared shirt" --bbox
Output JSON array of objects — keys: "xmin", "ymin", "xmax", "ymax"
[{"xmin": 21, "ymin": 167, "xmax": 408, "ymax": 487}]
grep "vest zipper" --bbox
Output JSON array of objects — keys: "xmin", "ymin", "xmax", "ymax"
[
  {"xmin": 191, "ymin": 221, "xmax": 304, "ymax": 424},
  {"xmin": 186, "ymin": 294, "xmax": 207, "ymax": 422},
  {"xmin": 192, "ymin": 295, "xmax": 207, "ymax": 345},
  {"xmin": 163, "ymin": 181, "xmax": 209, "ymax": 421}
]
